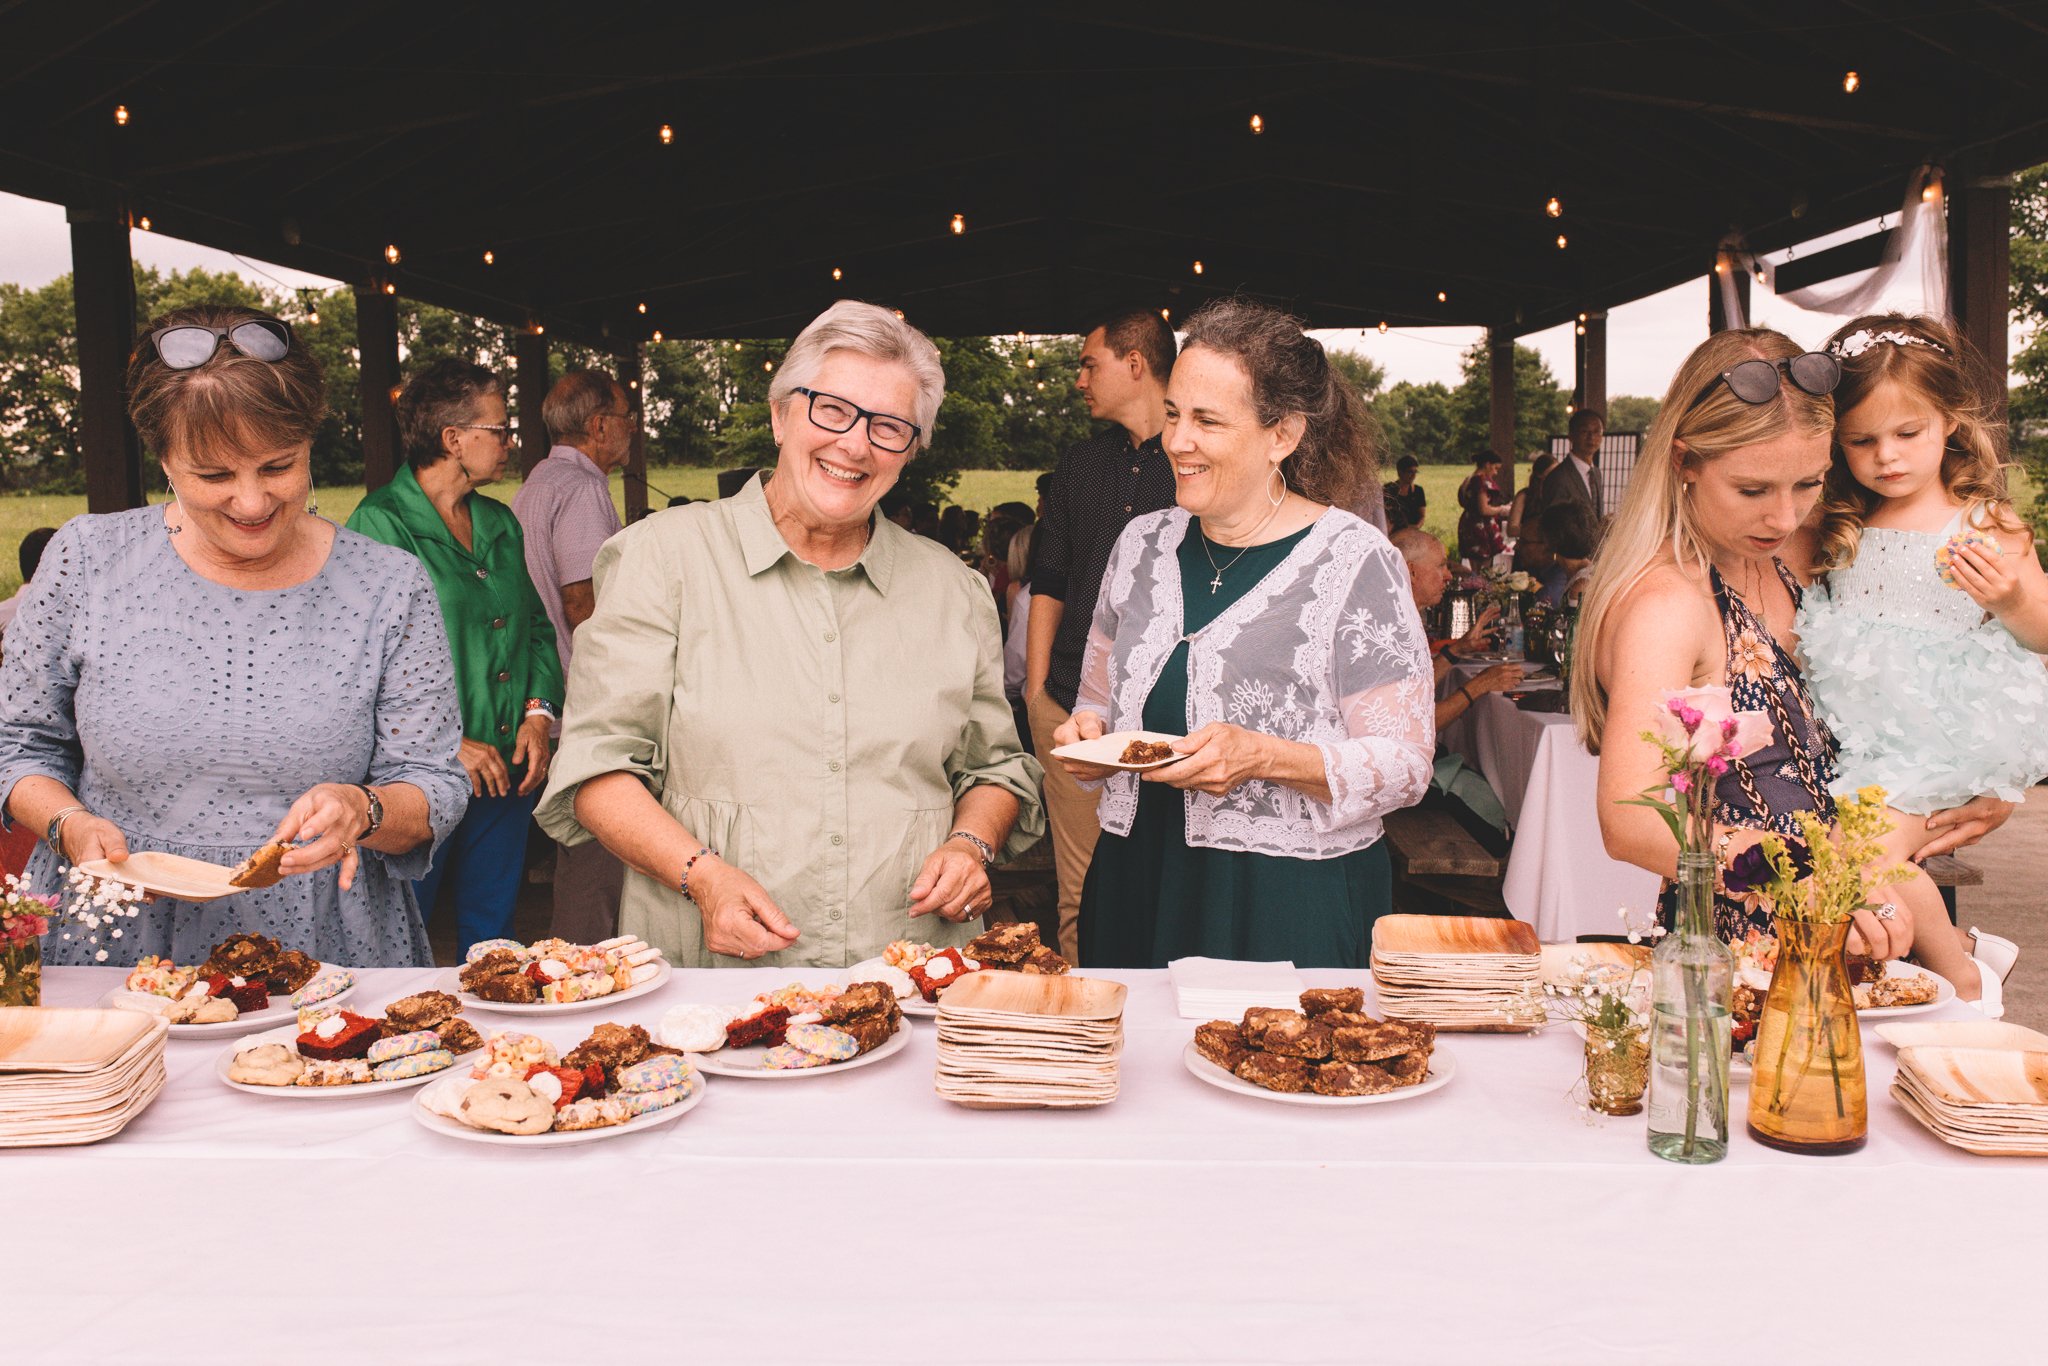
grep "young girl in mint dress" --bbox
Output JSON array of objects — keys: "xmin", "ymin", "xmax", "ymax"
[{"xmin": 1795, "ymin": 314, "xmax": 2048, "ymax": 1006}]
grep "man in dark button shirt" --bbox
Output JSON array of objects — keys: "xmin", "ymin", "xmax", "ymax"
[{"xmin": 1023, "ymin": 306, "xmax": 1177, "ymax": 963}]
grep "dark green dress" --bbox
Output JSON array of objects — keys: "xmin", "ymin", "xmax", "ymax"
[{"xmin": 1079, "ymin": 526, "xmax": 1393, "ymax": 968}]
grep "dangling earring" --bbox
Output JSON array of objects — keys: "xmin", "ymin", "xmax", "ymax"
[
  {"xmin": 164, "ymin": 483, "xmax": 184, "ymax": 536},
  {"xmin": 1268, "ymin": 466, "xmax": 1287, "ymax": 509},
  {"xmin": 306, "ymin": 489, "xmax": 320, "ymax": 517}
]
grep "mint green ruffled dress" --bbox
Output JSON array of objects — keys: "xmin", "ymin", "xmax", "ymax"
[{"xmin": 1796, "ymin": 508, "xmax": 2048, "ymax": 815}]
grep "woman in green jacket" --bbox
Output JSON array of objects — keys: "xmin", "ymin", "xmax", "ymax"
[{"xmin": 348, "ymin": 358, "xmax": 563, "ymax": 954}]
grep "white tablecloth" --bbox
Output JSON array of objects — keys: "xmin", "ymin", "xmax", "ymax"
[
  {"xmin": 1441, "ymin": 680, "xmax": 1662, "ymax": 942},
  {"xmin": 21, "ymin": 966, "xmax": 2046, "ymax": 1364}
]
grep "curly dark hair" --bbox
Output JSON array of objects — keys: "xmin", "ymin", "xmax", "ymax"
[
  {"xmin": 1177, "ymin": 297, "xmax": 1376, "ymax": 511},
  {"xmin": 397, "ymin": 356, "xmax": 504, "ymax": 470}
]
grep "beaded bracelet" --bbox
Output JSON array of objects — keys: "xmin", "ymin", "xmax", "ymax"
[{"xmin": 679, "ymin": 845, "xmax": 719, "ymax": 903}]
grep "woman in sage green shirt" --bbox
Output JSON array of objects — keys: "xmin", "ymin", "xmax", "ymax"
[
  {"xmin": 349, "ymin": 358, "xmax": 563, "ymax": 955},
  {"xmin": 537, "ymin": 301, "xmax": 1044, "ymax": 968}
]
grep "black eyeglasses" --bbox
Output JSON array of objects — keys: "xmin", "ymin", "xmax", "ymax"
[
  {"xmin": 148, "ymin": 318, "xmax": 293, "ymax": 371},
  {"xmin": 1684, "ymin": 353, "xmax": 1840, "ymax": 415},
  {"xmin": 793, "ymin": 387, "xmax": 921, "ymax": 453}
]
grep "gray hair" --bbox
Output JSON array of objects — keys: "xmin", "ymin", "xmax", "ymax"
[
  {"xmin": 769, "ymin": 300, "xmax": 945, "ymax": 448},
  {"xmin": 542, "ymin": 368, "xmax": 627, "ymax": 444},
  {"xmin": 1389, "ymin": 527, "xmax": 1443, "ymax": 565}
]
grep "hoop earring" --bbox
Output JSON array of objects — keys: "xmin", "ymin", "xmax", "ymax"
[{"xmin": 1268, "ymin": 467, "xmax": 1286, "ymax": 509}]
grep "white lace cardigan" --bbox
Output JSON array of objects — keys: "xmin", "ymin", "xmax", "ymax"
[{"xmin": 1074, "ymin": 507, "xmax": 1436, "ymax": 859}]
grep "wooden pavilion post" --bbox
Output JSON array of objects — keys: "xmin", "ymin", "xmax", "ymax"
[
  {"xmin": 1707, "ymin": 260, "xmax": 1751, "ymax": 333},
  {"xmin": 1487, "ymin": 329, "xmax": 1517, "ymax": 492},
  {"xmin": 516, "ymin": 330, "xmax": 550, "ymax": 477},
  {"xmin": 1949, "ymin": 178, "xmax": 2012, "ymax": 420},
  {"xmin": 68, "ymin": 206, "xmax": 142, "ymax": 512},
  {"xmin": 354, "ymin": 285, "xmax": 401, "ymax": 491},
  {"xmin": 617, "ymin": 346, "xmax": 648, "ymax": 523},
  {"xmin": 1576, "ymin": 310, "xmax": 1608, "ymax": 416}
]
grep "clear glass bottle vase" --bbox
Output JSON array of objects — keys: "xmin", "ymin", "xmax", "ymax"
[{"xmin": 1646, "ymin": 852, "xmax": 1734, "ymax": 1163}]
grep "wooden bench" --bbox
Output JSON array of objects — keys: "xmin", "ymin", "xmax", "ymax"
[
  {"xmin": 1920, "ymin": 853, "xmax": 1982, "ymax": 925},
  {"xmin": 1383, "ymin": 806, "xmax": 1510, "ymax": 918}
]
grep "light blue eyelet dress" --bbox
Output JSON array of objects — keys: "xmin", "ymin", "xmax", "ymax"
[{"xmin": 1796, "ymin": 507, "xmax": 2048, "ymax": 815}]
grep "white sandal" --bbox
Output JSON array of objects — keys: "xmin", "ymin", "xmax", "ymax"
[
  {"xmin": 1970, "ymin": 928, "xmax": 2020, "ymax": 984},
  {"xmin": 1967, "ymin": 958, "xmax": 2006, "ymax": 1019}
]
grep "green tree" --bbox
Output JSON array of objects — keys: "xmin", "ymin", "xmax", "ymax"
[
  {"xmin": 1450, "ymin": 341, "xmax": 1570, "ymax": 464},
  {"xmin": 1327, "ymin": 348, "xmax": 1386, "ymax": 401},
  {"xmin": 1370, "ymin": 380, "xmax": 1459, "ymax": 464},
  {"xmin": 1604, "ymin": 394, "xmax": 1661, "ymax": 435}
]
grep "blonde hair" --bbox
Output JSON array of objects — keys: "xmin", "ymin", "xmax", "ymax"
[
  {"xmin": 1812, "ymin": 312, "xmax": 2019, "ymax": 572},
  {"xmin": 1571, "ymin": 329, "xmax": 1836, "ymax": 750}
]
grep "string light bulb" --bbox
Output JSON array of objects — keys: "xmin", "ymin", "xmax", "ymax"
[
  {"xmin": 1566, "ymin": 402, "xmax": 1576, "ymax": 416},
  {"xmin": 113, "ymin": 104, "xmax": 130, "ymax": 126},
  {"xmin": 1921, "ymin": 182, "xmax": 1940, "ymax": 203},
  {"xmin": 1545, "ymin": 196, "xmax": 1561, "ymax": 218},
  {"xmin": 1578, "ymin": 312, "xmax": 1588, "ymax": 322},
  {"xmin": 1248, "ymin": 113, "xmax": 1264, "ymax": 135},
  {"xmin": 659, "ymin": 123, "xmax": 674, "ymax": 144},
  {"xmin": 636, "ymin": 302, "xmax": 648, "ymax": 314},
  {"xmin": 1160, "ymin": 308, "xmax": 1170, "ymax": 322},
  {"xmin": 950, "ymin": 213, "xmax": 965, "ymax": 235},
  {"xmin": 1192, "ymin": 259, "xmax": 1204, "ymax": 275},
  {"xmin": 1714, "ymin": 259, "xmax": 1728, "ymax": 275},
  {"xmin": 1378, "ymin": 321, "xmax": 1389, "ymax": 334},
  {"xmin": 382, "ymin": 281, "xmax": 396, "ymax": 295},
  {"xmin": 1035, "ymin": 380, "xmax": 1045, "ymax": 391},
  {"xmin": 831, "ymin": 266, "xmax": 843, "ymax": 281},
  {"xmin": 1436, "ymin": 290, "xmax": 1448, "ymax": 303},
  {"xmin": 1555, "ymin": 234, "xmax": 1568, "ymax": 249},
  {"xmin": 482, "ymin": 249, "xmax": 495, "ymax": 265},
  {"xmin": 384, "ymin": 243, "xmax": 401, "ymax": 264},
  {"xmin": 306, "ymin": 308, "xmax": 319, "ymax": 326},
  {"xmin": 893, "ymin": 309, "xmax": 904, "ymax": 319},
  {"xmin": 764, "ymin": 360, "xmax": 773, "ymax": 372},
  {"xmin": 533, "ymin": 323, "xmax": 545, "ymax": 336},
  {"xmin": 1842, "ymin": 71, "xmax": 1859, "ymax": 93},
  {"xmin": 136, "ymin": 215, "xmax": 152, "ymax": 232},
  {"xmin": 1575, "ymin": 324, "xmax": 1586, "ymax": 336},
  {"xmin": 1755, "ymin": 266, "xmax": 1768, "ymax": 284},
  {"xmin": 651, "ymin": 329, "xmax": 664, "ymax": 342}
]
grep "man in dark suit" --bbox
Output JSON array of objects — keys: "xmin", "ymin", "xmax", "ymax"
[{"xmin": 1537, "ymin": 407, "xmax": 1603, "ymax": 524}]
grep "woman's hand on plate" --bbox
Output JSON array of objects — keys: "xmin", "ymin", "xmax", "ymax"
[
  {"xmin": 1143, "ymin": 722, "xmax": 1270, "ymax": 795},
  {"xmin": 690, "ymin": 857, "xmax": 801, "ymax": 960},
  {"xmin": 908, "ymin": 840, "xmax": 992, "ymax": 923},
  {"xmin": 1049, "ymin": 709, "xmax": 1117, "ymax": 781},
  {"xmin": 59, "ymin": 812, "xmax": 131, "ymax": 865},
  {"xmin": 458, "ymin": 738, "xmax": 512, "ymax": 799},
  {"xmin": 274, "ymin": 783, "xmax": 372, "ymax": 891}
]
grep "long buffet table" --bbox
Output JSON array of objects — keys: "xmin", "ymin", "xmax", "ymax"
[{"xmin": 25, "ymin": 966, "xmax": 2047, "ymax": 1364}]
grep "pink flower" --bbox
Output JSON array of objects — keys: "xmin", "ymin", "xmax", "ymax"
[
  {"xmin": 1653, "ymin": 686, "xmax": 1773, "ymax": 764},
  {"xmin": 1671, "ymin": 772, "xmax": 1693, "ymax": 793},
  {"xmin": 1705, "ymin": 755, "xmax": 1730, "ymax": 776}
]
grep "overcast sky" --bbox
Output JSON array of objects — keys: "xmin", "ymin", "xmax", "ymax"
[{"xmin": 0, "ymin": 188, "xmax": 1981, "ymax": 404}]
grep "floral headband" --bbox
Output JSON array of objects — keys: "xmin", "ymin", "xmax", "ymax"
[{"xmin": 1828, "ymin": 328, "xmax": 1950, "ymax": 360}]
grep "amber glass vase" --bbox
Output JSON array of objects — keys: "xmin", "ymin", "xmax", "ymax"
[
  {"xmin": 1747, "ymin": 915, "xmax": 1866, "ymax": 1154},
  {"xmin": 0, "ymin": 937, "xmax": 42, "ymax": 1007}
]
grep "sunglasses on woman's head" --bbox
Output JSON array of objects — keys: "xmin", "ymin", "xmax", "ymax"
[
  {"xmin": 1684, "ymin": 352, "xmax": 1840, "ymax": 415},
  {"xmin": 148, "ymin": 318, "xmax": 293, "ymax": 371}
]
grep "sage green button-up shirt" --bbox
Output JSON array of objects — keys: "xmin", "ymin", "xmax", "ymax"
[
  {"xmin": 535, "ymin": 475, "xmax": 1045, "ymax": 969},
  {"xmin": 346, "ymin": 466, "xmax": 563, "ymax": 762}
]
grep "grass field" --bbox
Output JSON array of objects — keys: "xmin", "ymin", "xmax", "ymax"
[{"xmin": 0, "ymin": 463, "xmax": 2034, "ymax": 599}]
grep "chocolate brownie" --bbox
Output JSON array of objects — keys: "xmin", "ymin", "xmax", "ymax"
[
  {"xmin": 832, "ymin": 1013, "xmax": 899, "ymax": 1054},
  {"xmin": 1315, "ymin": 1010, "xmax": 1376, "ymax": 1031},
  {"xmin": 467, "ymin": 973, "xmax": 538, "ymax": 1004},
  {"xmin": 1300, "ymin": 987, "xmax": 1365, "ymax": 1017},
  {"xmin": 265, "ymin": 949, "xmax": 320, "ymax": 994},
  {"xmin": 1312, "ymin": 1061, "xmax": 1398, "ymax": 1097},
  {"xmin": 434, "ymin": 1018, "xmax": 484, "ymax": 1056},
  {"xmin": 1240, "ymin": 1008, "xmax": 1308, "ymax": 1048},
  {"xmin": 1234, "ymin": 1052, "xmax": 1311, "ymax": 1093},
  {"xmin": 384, "ymin": 990, "xmax": 462, "ymax": 1032},
  {"xmin": 1016, "ymin": 945, "xmax": 1071, "ymax": 975},
  {"xmin": 825, "ymin": 981, "xmax": 897, "ymax": 1023},
  {"xmin": 1193, "ymin": 1021, "xmax": 1246, "ymax": 1067},
  {"xmin": 965, "ymin": 921, "xmax": 1042, "ymax": 965},
  {"xmin": 1381, "ymin": 1052, "xmax": 1430, "ymax": 1087},
  {"xmin": 1261, "ymin": 1021, "xmax": 1335, "ymax": 1061},
  {"xmin": 204, "ymin": 932, "xmax": 282, "ymax": 980},
  {"xmin": 1333, "ymin": 1021, "xmax": 1434, "ymax": 1063}
]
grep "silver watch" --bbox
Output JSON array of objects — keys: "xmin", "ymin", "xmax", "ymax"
[{"xmin": 948, "ymin": 830, "xmax": 997, "ymax": 865}]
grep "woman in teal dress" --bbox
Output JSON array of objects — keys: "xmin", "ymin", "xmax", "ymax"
[{"xmin": 1052, "ymin": 299, "xmax": 1436, "ymax": 968}]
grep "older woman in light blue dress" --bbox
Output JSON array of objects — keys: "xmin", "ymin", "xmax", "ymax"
[{"xmin": 0, "ymin": 304, "xmax": 468, "ymax": 967}]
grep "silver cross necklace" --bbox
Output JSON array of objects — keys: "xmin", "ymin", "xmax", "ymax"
[{"xmin": 1198, "ymin": 498, "xmax": 1285, "ymax": 594}]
